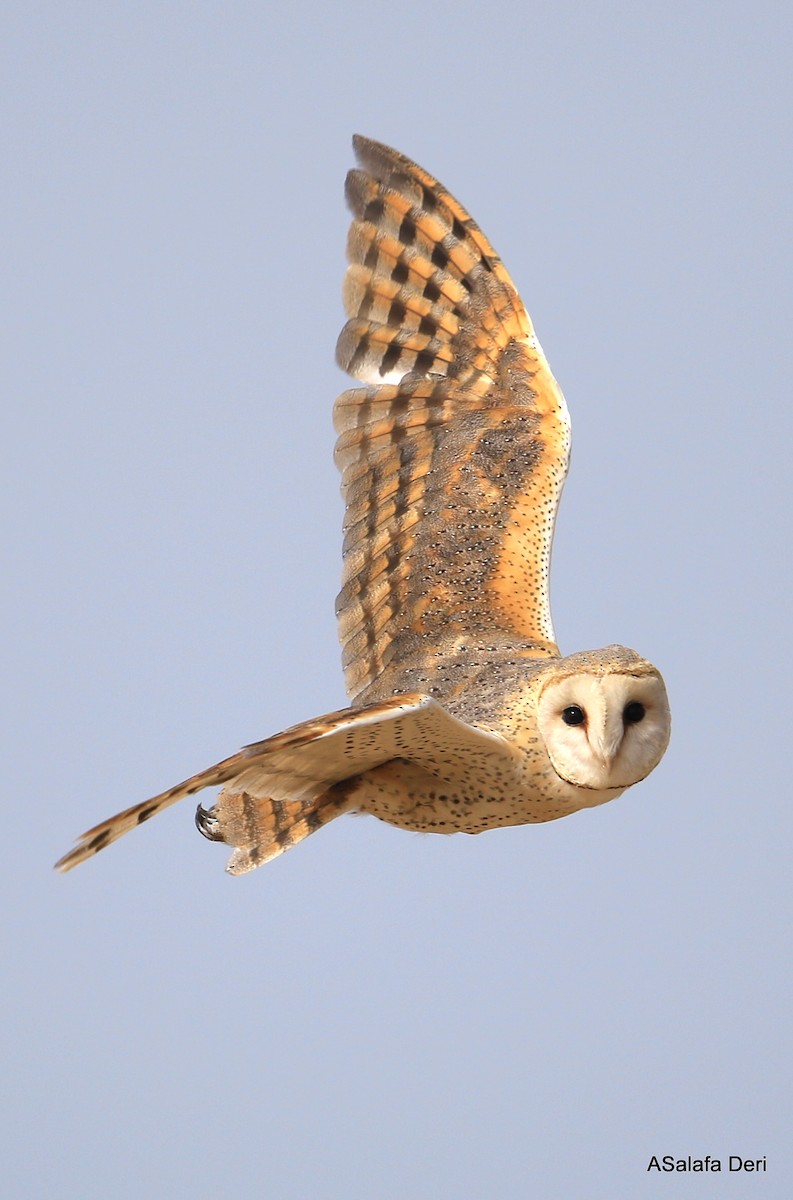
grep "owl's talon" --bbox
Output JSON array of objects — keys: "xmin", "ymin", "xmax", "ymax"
[{"xmin": 195, "ymin": 803, "xmax": 223, "ymax": 842}]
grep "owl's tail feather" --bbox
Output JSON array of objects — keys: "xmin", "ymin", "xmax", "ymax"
[{"xmin": 195, "ymin": 784, "xmax": 356, "ymax": 876}]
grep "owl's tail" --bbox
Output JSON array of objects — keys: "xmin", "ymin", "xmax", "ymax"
[{"xmin": 195, "ymin": 784, "xmax": 356, "ymax": 875}]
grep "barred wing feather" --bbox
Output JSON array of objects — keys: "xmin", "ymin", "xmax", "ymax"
[{"xmin": 335, "ymin": 136, "xmax": 570, "ymax": 701}]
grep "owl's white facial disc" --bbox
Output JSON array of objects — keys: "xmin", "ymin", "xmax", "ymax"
[{"xmin": 536, "ymin": 671, "xmax": 671, "ymax": 790}]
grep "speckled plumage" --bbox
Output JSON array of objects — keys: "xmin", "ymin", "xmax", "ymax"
[{"xmin": 55, "ymin": 137, "xmax": 669, "ymax": 877}]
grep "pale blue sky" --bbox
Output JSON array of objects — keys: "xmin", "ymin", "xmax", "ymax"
[{"xmin": 4, "ymin": 3, "xmax": 791, "ymax": 1197}]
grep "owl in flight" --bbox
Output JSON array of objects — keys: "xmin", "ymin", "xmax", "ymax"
[{"xmin": 56, "ymin": 136, "xmax": 670, "ymax": 876}]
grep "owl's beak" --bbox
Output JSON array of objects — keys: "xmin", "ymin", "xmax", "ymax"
[{"xmin": 590, "ymin": 725, "xmax": 623, "ymax": 770}]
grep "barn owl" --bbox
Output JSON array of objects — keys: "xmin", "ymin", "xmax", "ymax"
[{"xmin": 56, "ymin": 135, "xmax": 670, "ymax": 876}]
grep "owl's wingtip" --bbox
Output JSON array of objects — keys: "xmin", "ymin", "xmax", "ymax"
[
  {"xmin": 351, "ymin": 132, "xmax": 379, "ymax": 160},
  {"xmin": 351, "ymin": 134, "xmax": 402, "ymax": 168},
  {"xmin": 53, "ymin": 844, "xmax": 87, "ymax": 873}
]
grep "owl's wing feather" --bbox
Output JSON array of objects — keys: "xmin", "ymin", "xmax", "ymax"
[
  {"xmin": 336, "ymin": 136, "xmax": 571, "ymax": 701},
  {"xmin": 54, "ymin": 694, "xmax": 510, "ymax": 873}
]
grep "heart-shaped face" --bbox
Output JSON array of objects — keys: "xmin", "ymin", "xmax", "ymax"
[{"xmin": 536, "ymin": 666, "xmax": 671, "ymax": 791}]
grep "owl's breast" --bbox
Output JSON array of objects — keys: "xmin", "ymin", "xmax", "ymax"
[{"xmin": 352, "ymin": 737, "xmax": 624, "ymax": 835}]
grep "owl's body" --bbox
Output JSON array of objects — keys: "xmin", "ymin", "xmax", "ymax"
[
  {"xmin": 56, "ymin": 137, "xmax": 670, "ymax": 877},
  {"xmin": 348, "ymin": 641, "xmax": 666, "ymax": 835}
]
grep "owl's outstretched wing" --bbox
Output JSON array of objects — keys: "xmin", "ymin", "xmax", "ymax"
[
  {"xmin": 54, "ymin": 694, "xmax": 509, "ymax": 874},
  {"xmin": 336, "ymin": 136, "xmax": 570, "ymax": 702}
]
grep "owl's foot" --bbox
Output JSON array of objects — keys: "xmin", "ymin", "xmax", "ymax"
[{"xmin": 195, "ymin": 802, "xmax": 224, "ymax": 842}]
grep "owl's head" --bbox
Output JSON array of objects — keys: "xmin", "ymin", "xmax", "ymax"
[{"xmin": 535, "ymin": 646, "xmax": 670, "ymax": 791}]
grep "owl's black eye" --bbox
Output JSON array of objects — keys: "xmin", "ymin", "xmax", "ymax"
[
  {"xmin": 623, "ymin": 701, "xmax": 646, "ymax": 724},
  {"xmin": 561, "ymin": 705, "xmax": 586, "ymax": 726}
]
